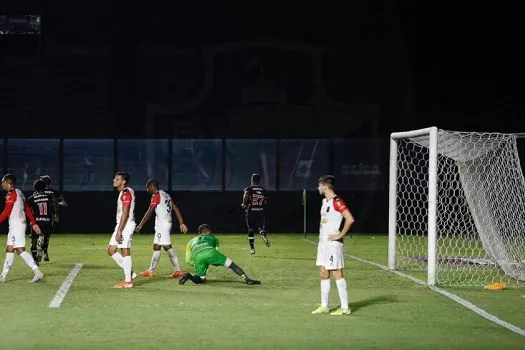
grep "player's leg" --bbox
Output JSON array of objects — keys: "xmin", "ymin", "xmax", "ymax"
[
  {"xmin": 208, "ymin": 250, "xmax": 260, "ymax": 285},
  {"xmin": 329, "ymin": 243, "xmax": 350, "ymax": 315},
  {"xmin": 163, "ymin": 244, "xmax": 184, "ymax": 279},
  {"xmin": 179, "ymin": 257, "xmax": 208, "ymax": 285},
  {"xmin": 11, "ymin": 226, "xmax": 43, "ymax": 282},
  {"xmin": 141, "ymin": 234, "xmax": 162, "ymax": 277},
  {"xmin": 42, "ymin": 226, "xmax": 51, "ymax": 261},
  {"xmin": 246, "ymin": 214, "xmax": 256, "ymax": 255},
  {"xmin": 115, "ymin": 225, "xmax": 134, "ymax": 288},
  {"xmin": 312, "ymin": 243, "xmax": 331, "ymax": 314},
  {"xmin": 30, "ymin": 229, "xmax": 40, "ymax": 264},
  {"xmin": 258, "ymin": 215, "xmax": 270, "ymax": 248},
  {"xmin": 0, "ymin": 240, "xmax": 16, "ymax": 282},
  {"xmin": 108, "ymin": 226, "xmax": 125, "ymax": 268}
]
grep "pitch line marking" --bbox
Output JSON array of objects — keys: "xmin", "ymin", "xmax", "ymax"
[
  {"xmin": 49, "ymin": 263, "xmax": 84, "ymax": 308},
  {"xmin": 304, "ymin": 239, "xmax": 525, "ymax": 337}
]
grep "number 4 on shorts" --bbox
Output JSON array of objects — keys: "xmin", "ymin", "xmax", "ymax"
[{"xmin": 329, "ymin": 255, "xmax": 333, "ymax": 262}]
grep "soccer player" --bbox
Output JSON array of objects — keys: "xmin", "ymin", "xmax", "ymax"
[
  {"xmin": 0, "ymin": 174, "xmax": 44, "ymax": 283},
  {"xmin": 135, "ymin": 179, "xmax": 188, "ymax": 278},
  {"xmin": 179, "ymin": 224, "xmax": 261, "ymax": 285},
  {"xmin": 27, "ymin": 179, "xmax": 55, "ymax": 264},
  {"xmin": 107, "ymin": 172, "xmax": 136, "ymax": 288},
  {"xmin": 241, "ymin": 173, "xmax": 269, "ymax": 255},
  {"xmin": 39, "ymin": 174, "xmax": 68, "ymax": 262},
  {"xmin": 312, "ymin": 175, "xmax": 355, "ymax": 316}
]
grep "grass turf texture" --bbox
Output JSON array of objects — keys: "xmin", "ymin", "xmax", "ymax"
[{"xmin": 0, "ymin": 234, "xmax": 523, "ymax": 349}]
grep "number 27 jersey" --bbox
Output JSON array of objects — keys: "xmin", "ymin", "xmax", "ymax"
[{"xmin": 150, "ymin": 190, "xmax": 173, "ymax": 226}]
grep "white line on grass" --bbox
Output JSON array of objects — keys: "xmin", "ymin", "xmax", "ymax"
[
  {"xmin": 304, "ymin": 239, "xmax": 525, "ymax": 337},
  {"xmin": 48, "ymin": 263, "xmax": 84, "ymax": 309}
]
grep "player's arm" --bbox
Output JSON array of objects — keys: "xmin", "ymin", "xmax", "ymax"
[
  {"xmin": 241, "ymin": 190, "xmax": 250, "ymax": 209},
  {"xmin": 57, "ymin": 192, "xmax": 68, "ymax": 207},
  {"xmin": 170, "ymin": 201, "xmax": 188, "ymax": 233},
  {"xmin": 24, "ymin": 202, "xmax": 42, "ymax": 234},
  {"xmin": 135, "ymin": 192, "xmax": 159, "ymax": 233},
  {"xmin": 0, "ymin": 193, "xmax": 15, "ymax": 224},
  {"xmin": 328, "ymin": 198, "xmax": 355, "ymax": 241},
  {"xmin": 185, "ymin": 242, "xmax": 194, "ymax": 266}
]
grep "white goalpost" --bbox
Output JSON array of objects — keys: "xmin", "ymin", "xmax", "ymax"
[{"xmin": 389, "ymin": 126, "xmax": 525, "ymax": 287}]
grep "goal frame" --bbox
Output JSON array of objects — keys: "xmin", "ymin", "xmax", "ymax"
[{"xmin": 388, "ymin": 126, "xmax": 439, "ymax": 286}]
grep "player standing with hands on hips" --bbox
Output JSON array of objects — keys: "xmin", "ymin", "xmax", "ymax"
[{"xmin": 312, "ymin": 175, "xmax": 355, "ymax": 316}]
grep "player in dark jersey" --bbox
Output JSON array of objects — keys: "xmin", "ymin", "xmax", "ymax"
[
  {"xmin": 241, "ymin": 173, "xmax": 269, "ymax": 255},
  {"xmin": 39, "ymin": 175, "xmax": 67, "ymax": 261},
  {"xmin": 27, "ymin": 179, "xmax": 55, "ymax": 264}
]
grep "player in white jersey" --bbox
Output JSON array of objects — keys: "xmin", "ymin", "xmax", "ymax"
[
  {"xmin": 107, "ymin": 172, "xmax": 137, "ymax": 288},
  {"xmin": 0, "ymin": 174, "xmax": 44, "ymax": 283},
  {"xmin": 312, "ymin": 175, "xmax": 355, "ymax": 316},
  {"xmin": 135, "ymin": 180, "xmax": 188, "ymax": 278}
]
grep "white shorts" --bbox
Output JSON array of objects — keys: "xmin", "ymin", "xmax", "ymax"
[
  {"xmin": 153, "ymin": 222, "xmax": 172, "ymax": 246},
  {"xmin": 7, "ymin": 224, "xmax": 27, "ymax": 248},
  {"xmin": 316, "ymin": 241, "xmax": 345, "ymax": 270},
  {"xmin": 109, "ymin": 222, "xmax": 136, "ymax": 249}
]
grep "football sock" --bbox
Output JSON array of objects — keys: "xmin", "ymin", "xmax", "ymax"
[
  {"xmin": 149, "ymin": 251, "xmax": 161, "ymax": 271},
  {"xmin": 229, "ymin": 262, "xmax": 248, "ymax": 281},
  {"xmin": 336, "ymin": 278, "xmax": 349, "ymax": 310},
  {"xmin": 123, "ymin": 256, "xmax": 132, "ymax": 282},
  {"xmin": 2, "ymin": 252, "xmax": 15, "ymax": 276},
  {"xmin": 248, "ymin": 230, "xmax": 255, "ymax": 249},
  {"xmin": 111, "ymin": 252, "xmax": 125, "ymax": 268},
  {"xmin": 321, "ymin": 279, "xmax": 331, "ymax": 308},
  {"xmin": 167, "ymin": 248, "xmax": 180, "ymax": 271},
  {"xmin": 20, "ymin": 251, "xmax": 38, "ymax": 271}
]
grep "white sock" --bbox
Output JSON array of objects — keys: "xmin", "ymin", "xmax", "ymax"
[
  {"xmin": 149, "ymin": 251, "xmax": 161, "ymax": 271},
  {"xmin": 123, "ymin": 256, "xmax": 132, "ymax": 282},
  {"xmin": 20, "ymin": 251, "xmax": 39, "ymax": 271},
  {"xmin": 336, "ymin": 278, "xmax": 349, "ymax": 310},
  {"xmin": 2, "ymin": 252, "xmax": 15, "ymax": 276},
  {"xmin": 111, "ymin": 252, "xmax": 125, "ymax": 269},
  {"xmin": 321, "ymin": 279, "xmax": 331, "ymax": 308},
  {"xmin": 167, "ymin": 248, "xmax": 180, "ymax": 271}
]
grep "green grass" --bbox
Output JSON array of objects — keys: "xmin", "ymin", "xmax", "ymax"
[{"xmin": 0, "ymin": 233, "xmax": 523, "ymax": 349}]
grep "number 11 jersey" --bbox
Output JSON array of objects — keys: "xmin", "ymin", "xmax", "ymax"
[{"xmin": 27, "ymin": 191, "xmax": 54, "ymax": 226}]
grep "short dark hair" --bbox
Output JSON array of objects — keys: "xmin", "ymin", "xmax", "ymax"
[
  {"xmin": 146, "ymin": 179, "xmax": 159, "ymax": 188},
  {"xmin": 198, "ymin": 224, "xmax": 211, "ymax": 234},
  {"xmin": 34, "ymin": 179, "xmax": 46, "ymax": 192},
  {"xmin": 251, "ymin": 173, "xmax": 261, "ymax": 184},
  {"xmin": 318, "ymin": 175, "xmax": 336, "ymax": 189},
  {"xmin": 115, "ymin": 171, "xmax": 130, "ymax": 184},
  {"xmin": 2, "ymin": 173, "xmax": 16, "ymax": 185},
  {"xmin": 40, "ymin": 175, "xmax": 52, "ymax": 186}
]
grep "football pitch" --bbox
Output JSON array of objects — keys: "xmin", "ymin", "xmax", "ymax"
[{"xmin": 0, "ymin": 234, "xmax": 523, "ymax": 349}]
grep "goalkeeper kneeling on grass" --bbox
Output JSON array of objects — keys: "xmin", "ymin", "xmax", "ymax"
[{"xmin": 179, "ymin": 224, "xmax": 261, "ymax": 285}]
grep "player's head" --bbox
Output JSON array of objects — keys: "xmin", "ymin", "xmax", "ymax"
[
  {"xmin": 198, "ymin": 224, "xmax": 212, "ymax": 235},
  {"xmin": 40, "ymin": 175, "xmax": 52, "ymax": 187},
  {"xmin": 113, "ymin": 171, "xmax": 130, "ymax": 191},
  {"xmin": 146, "ymin": 179, "xmax": 160, "ymax": 194},
  {"xmin": 1, "ymin": 174, "xmax": 16, "ymax": 191},
  {"xmin": 318, "ymin": 175, "xmax": 336, "ymax": 196},
  {"xmin": 251, "ymin": 173, "xmax": 261, "ymax": 185},
  {"xmin": 33, "ymin": 179, "xmax": 47, "ymax": 192}
]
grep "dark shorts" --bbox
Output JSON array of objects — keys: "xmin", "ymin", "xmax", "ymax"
[{"xmin": 246, "ymin": 211, "xmax": 266, "ymax": 232}]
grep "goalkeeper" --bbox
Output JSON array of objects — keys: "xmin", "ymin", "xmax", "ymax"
[{"xmin": 179, "ymin": 224, "xmax": 261, "ymax": 285}]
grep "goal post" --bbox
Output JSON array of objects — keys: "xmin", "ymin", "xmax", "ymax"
[{"xmin": 389, "ymin": 127, "xmax": 525, "ymax": 287}]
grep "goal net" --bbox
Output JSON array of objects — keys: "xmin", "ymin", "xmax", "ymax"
[{"xmin": 388, "ymin": 127, "xmax": 525, "ymax": 287}]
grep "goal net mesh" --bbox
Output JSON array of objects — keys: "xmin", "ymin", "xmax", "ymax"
[{"xmin": 395, "ymin": 129, "xmax": 525, "ymax": 286}]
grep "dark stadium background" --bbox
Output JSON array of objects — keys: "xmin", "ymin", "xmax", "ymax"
[{"xmin": 0, "ymin": 2, "xmax": 522, "ymax": 234}]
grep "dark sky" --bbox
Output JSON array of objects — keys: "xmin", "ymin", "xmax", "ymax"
[{"xmin": 1, "ymin": 1, "xmax": 523, "ymax": 137}]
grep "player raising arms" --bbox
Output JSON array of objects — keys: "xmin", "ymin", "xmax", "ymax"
[
  {"xmin": 241, "ymin": 173, "xmax": 269, "ymax": 255},
  {"xmin": 312, "ymin": 175, "xmax": 355, "ymax": 316},
  {"xmin": 27, "ymin": 179, "xmax": 55, "ymax": 264},
  {"xmin": 135, "ymin": 179, "xmax": 188, "ymax": 279},
  {"xmin": 39, "ymin": 175, "xmax": 67, "ymax": 262},
  {"xmin": 179, "ymin": 224, "xmax": 261, "ymax": 285},
  {"xmin": 107, "ymin": 172, "xmax": 136, "ymax": 288},
  {"xmin": 0, "ymin": 174, "xmax": 44, "ymax": 283}
]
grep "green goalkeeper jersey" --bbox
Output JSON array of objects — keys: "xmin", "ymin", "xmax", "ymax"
[{"xmin": 185, "ymin": 234, "xmax": 220, "ymax": 266}]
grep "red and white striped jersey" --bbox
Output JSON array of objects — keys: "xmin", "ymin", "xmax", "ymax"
[{"xmin": 116, "ymin": 187, "xmax": 135, "ymax": 224}]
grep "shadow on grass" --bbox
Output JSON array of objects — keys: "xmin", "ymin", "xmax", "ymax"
[{"xmin": 350, "ymin": 295, "xmax": 397, "ymax": 312}]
